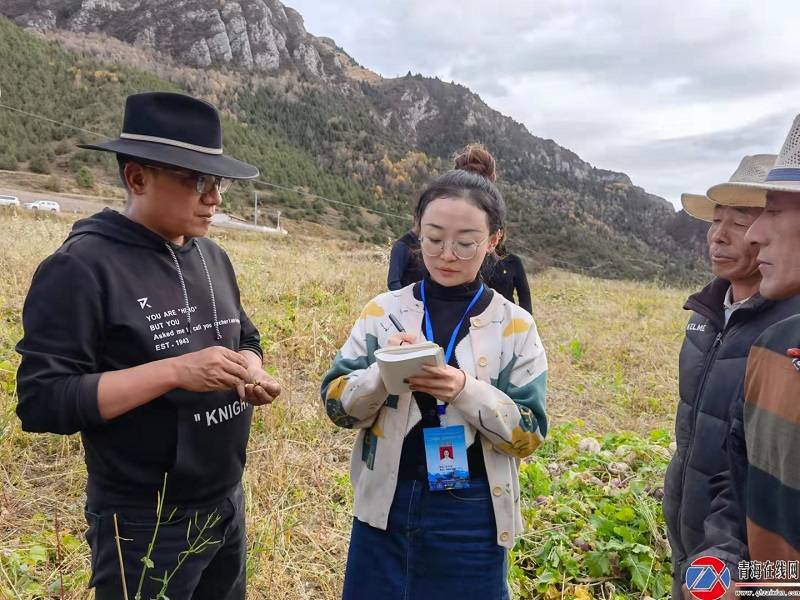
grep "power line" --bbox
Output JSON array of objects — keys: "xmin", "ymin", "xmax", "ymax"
[
  {"xmin": 2, "ymin": 100, "xmax": 635, "ymax": 272},
  {"xmin": 0, "ymin": 101, "xmax": 410, "ymax": 221},
  {"xmin": 0, "ymin": 99, "xmax": 671, "ymax": 274},
  {"xmin": 0, "ymin": 101, "xmax": 107, "ymax": 138},
  {"xmin": 251, "ymin": 178, "xmax": 409, "ymax": 220}
]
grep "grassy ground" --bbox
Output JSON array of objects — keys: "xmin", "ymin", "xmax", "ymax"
[{"xmin": 0, "ymin": 208, "xmax": 694, "ymax": 599}]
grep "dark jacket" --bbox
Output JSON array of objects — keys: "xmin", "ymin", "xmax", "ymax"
[
  {"xmin": 387, "ymin": 231, "xmax": 425, "ymax": 290},
  {"xmin": 662, "ymin": 277, "xmax": 800, "ymax": 596},
  {"xmin": 697, "ymin": 382, "xmax": 749, "ymax": 576},
  {"xmin": 484, "ymin": 253, "xmax": 532, "ymax": 314},
  {"xmin": 16, "ymin": 209, "xmax": 262, "ymax": 510}
]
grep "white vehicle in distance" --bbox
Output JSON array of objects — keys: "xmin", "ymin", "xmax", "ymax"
[
  {"xmin": 25, "ymin": 199, "xmax": 60, "ymax": 212},
  {"xmin": 0, "ymin": 194, "xmax": 20, "ymax": 207}
]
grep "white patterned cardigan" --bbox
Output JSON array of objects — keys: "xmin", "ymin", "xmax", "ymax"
[{"xmin": 320, "ymin": 283, "xmax": 548, "ymax": 548}]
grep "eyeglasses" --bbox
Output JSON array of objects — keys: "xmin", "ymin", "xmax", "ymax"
[
  {"xmin": 145, "ymin": 164, "xmax": 234, "ymax": 194},
  {"xmin": 419, "ymin": 236, "xmax": 489, "ymax": 260}
]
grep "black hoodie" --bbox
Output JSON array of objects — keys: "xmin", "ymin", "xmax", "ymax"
[{"xmin": 16, "ymin": 209, "xmax": 262, "ymax": 510}]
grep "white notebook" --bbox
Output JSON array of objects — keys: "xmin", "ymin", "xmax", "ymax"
[{"xmin": 374, "ymin": 342, "xmax": 445, "ymax": 395}]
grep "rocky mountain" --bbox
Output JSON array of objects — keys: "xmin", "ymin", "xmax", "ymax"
[
  {"xmin": 367, "ymin": 76, "xmax": 609, "ymax": 185},
  {"xmin": 0, "ymin": 1, "xmax": 709, "ymax": 283},
  {"xmin": 362, "ymin": 74, "xmax": 707, "ymax": 276},
  {"xmin": 4, "ymin": 0, "xmax": 628, "ymax": 186},
  {"xmin": 0, "ymin": 0, "xmax": 361, "ymax": 79},
  {"xmin": 666, "ymin": 209, "xmax": 709, "ymax": 258}
]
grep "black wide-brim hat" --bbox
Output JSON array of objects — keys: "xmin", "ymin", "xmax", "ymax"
[{"xmin": 79, "ymin": 91, "xmax": 259, "ymax": 180}]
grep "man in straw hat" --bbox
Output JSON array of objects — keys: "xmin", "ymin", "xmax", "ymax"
[
  {"xmin": 695, "ymin": 114, "xmax": 800, "ymax": 591},
  {"xmin": 15, "ymin": 91, "xmax": 280, "ymax": 598},
  {"xmin": 664, "ymin": 155, "xmax": 800, "ymax": 599}
]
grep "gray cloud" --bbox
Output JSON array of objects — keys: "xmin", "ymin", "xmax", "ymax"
[
  {"xmin": 648, "ymin": 113, "xmax": 791, "ymax": 159},
  {"xmin": 606, "ymin": 111, "xmax": 793, "ymax": 203},
  {"xmin": 287, "ymin": 0, "xmax": 800, "ymax": 208}
]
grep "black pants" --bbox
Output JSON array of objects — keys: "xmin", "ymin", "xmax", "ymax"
[{"xmin": 85, "ymin": 485, "xmax": 246, "ymax": 600}]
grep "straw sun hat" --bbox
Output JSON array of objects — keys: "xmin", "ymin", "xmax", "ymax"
[
  {"xmin": 681, "ymin": 154, "xmax": 776, "ymax": 221},
  {"xmin": 708, "ymin": 114, "xmax": 800, "ymax": 208}
]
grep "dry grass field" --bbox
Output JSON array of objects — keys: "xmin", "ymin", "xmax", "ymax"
[{"xmin": 0, "ymin": 208, "xmax": 693, "ymax": 599}]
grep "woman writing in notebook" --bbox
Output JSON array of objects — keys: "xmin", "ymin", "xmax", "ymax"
[{"xmin": 321, "ymin": 144, "xmax": 548, "ymax": 599}]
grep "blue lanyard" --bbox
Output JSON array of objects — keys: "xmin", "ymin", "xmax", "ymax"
[
  {"xmin": 420, "ymin": 280, "xmax": 485, "ymax": 364},
  {"xmin": 420, "ymin": 280, "xmax": 484, "ymax": 425}
]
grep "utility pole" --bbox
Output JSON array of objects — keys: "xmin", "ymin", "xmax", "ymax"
[{"xmin": 253, "ymin": 191, "xmax": 258, "ymax": 226}]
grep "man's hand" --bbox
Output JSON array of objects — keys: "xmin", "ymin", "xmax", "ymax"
[
  {"xmin": 407, "ymin": 364, "xmax": 466, "ymax": 403},
  {"xmin": 172, "ymin": 346, "xmax": 250, "ymax": 392},
  {"xmin": 238, "ymin": 368, "xmax": 281, "ymax": 406},
  {"xmin": 97, "ymin": 347, "xmax": 275, "ymax": 422},
  {"xmin": 236, "ymin": 349, "xmax": 281, "ymax": 406}
]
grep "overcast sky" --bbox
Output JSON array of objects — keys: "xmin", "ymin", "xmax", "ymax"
[{"xmin": 286, "ymin": 0, "xmax": 800, "ymax": 210}]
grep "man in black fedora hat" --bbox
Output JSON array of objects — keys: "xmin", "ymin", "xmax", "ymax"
[{"xmin": 15, "ymin": 91, "xmax": 280, "ymax": 599}]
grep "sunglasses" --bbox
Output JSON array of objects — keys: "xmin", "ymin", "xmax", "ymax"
[{"xmin": 144, "ymin": 164, "xmax": 234, "ymax": 194}]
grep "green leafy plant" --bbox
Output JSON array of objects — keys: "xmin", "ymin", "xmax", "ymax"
[
  {"xmin": 511, "ymin": 422, "xmax": 672, "ymax": 599},
  {"xmin": 0, "ymin": 519, "xmax": 86, "ymax": 597},
  {"xmin": 131, "ymin": 475, "xmax": 172, "ymax": 599},
  {"xmin": 149, "ymin": 511, "xmax": 222, "ymax": 599},
  {"xmin": 125, "ymin": 474, "xmax": 221, "ymax": 600},
  {"xmin": 569, "ymin": 339, "xmax": 584, "ymax": 362}
]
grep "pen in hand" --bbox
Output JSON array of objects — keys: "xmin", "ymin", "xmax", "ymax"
[{"xmin": 388, "ymin": 313, "xmax": 408, "ymax": 345}]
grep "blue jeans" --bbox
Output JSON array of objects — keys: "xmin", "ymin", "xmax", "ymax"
[{"xmin": 343, "ymin": 479, "xmax": 509, "ymax": 600}]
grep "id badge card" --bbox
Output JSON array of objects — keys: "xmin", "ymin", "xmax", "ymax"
[{"xmin": 423, "ymin": 425, "xmax": 471, "ymax": 491}]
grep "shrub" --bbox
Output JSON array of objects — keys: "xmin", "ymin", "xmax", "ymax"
[
  {"xmin": 28, "ymin": 155, "xmax": 50, "ymax": 174},
  {"xmin": 44, "ymin": 175, "xmax": 62, "ymax": 192},
  {"xmin": 75, "ymin": 166, "xmax": 95, "ymax": 189},
  {"xmin": 0, "ymin": 154, "xmax": 17, "ymax": 171}
]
